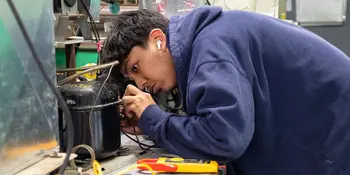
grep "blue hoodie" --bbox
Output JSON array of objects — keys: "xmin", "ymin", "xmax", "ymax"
[{"xmin": 138, "ymin": 6, "xmax": 350, "ymax": 175}]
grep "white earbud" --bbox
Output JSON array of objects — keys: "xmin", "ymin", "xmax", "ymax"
[{"xmin": 156, "ymin": 40, "xmax": 161, "ymax": 50}]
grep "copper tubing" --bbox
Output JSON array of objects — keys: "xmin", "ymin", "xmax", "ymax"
[
  {"xmin": 57, "ymin": 60, "xmax": 119, "ymax": 86},
  {"xmin": 56, "ymin": 66, "xmax": 98, "ymax": 73}
]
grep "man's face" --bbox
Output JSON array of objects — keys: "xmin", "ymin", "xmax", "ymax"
[{"xmin": 121, "ymin": 29, "xmax": 177, "ymax": 94}]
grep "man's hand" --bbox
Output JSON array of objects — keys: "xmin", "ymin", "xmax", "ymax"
[
  {"xmin": 121, "ymin": 125, "xmax": 144, "ymax": 135},
  {"xmin": 120, "ymin": 84, "xmax": 156, "ymax": 135},
  {"xmin": 122, "ymin": 84, "xmax": 156, "ymax": 119},
  {"xmin": 120, "ymin": 105, "xmax": 144, "ymax": 135}
]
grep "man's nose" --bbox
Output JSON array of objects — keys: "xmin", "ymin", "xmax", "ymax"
[{"xmin": 133, "ymin": 77, "xmax": 147, "ymax": 90}]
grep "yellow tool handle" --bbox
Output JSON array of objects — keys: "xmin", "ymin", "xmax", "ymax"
[{"xmin": 93, "ymin": 160, "xmax": 103, "ymax": 175}]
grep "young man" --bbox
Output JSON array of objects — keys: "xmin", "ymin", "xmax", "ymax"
[{"xmin": 102, "ymin": 6, "xmax": 350, "ymax": 175}]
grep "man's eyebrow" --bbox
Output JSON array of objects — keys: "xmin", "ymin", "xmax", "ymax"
[{"xmin": 121, "ymin": 58, "xmax": 129, "ymax": 76}]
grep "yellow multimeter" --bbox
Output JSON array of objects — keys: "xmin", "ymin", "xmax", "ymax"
[{"xmin": 137, "ymin": 157, "xmax": 219, "ymax": 173}]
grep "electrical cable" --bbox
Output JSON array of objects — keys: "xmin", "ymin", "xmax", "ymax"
[
  {"xmin": 84, "ymin": 3, "xmax": 99, "ymax": 42},
  {"xmin": 99, "ymin": 5, "xmax": 105, "ymax": 12},
  {"xmin": 79, "ymin": 0, "xmax": 100, "ymax": 41},
  {"xmin": 133, "ymin": 126, "xmax": 155, "ymax": 150},
  {"xmin": 78, "ymin": 15, "xmax": 98, "ymax": 42},
  {"xmin": 77, "ymin": 0, "xmax": 103, "ymax": 79},
  {"xmin": 57, "ymin": 60, "xmax": 119, "ymax": 86},
  {"xmin": 68, "ymin": 100, "xmax": 121, "ymax": 111},
  {"xmin": 120, "ymin": 129, "xmax": 155, "ymax": 149},
  {"xmin": 88, "ymin": 63, "xmax": 115, "ymax": 151},
  {"xmin": 206, "ymin": 0, "xmax": 211, "ymax": 5},
  {"xmin": 119, "ymin": 107, "xmax": 155, "ymax": 150},
  {"xmin": 6, "ymin": 0, "xmax": 74, "ymax": 174},
  {"xmin": 88, "ymin": 20, "xmax": 99, "ymax": 43}
]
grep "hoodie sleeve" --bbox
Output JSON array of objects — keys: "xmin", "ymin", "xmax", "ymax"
[{"xmin": 138, "ymin": 60, "xmax": 255, "ymax": 161}]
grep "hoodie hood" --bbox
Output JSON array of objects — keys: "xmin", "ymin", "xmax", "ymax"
[{"xmin": 166, "ymin": 6, "xmax": 223, "ymax": 102}]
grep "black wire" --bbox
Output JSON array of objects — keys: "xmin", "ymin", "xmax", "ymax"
[
  {"xmin": 79, "ymin": 0, "xmax": 100, "ymax": 41},
  {"xmin": 206, "ymin": 0, "xmax": 211, "ymax": 5},
  {"xmin": 133, "ymin": 126, "xmax": 155, "ymax": 150},
  {"xmin": 6, "ymin": 0, "xmax": 74, "ymax": 174},
  {"xmin": 87, "ymin": 21, "xmax": 99, "ymax": 42},
  {"xmin": 89, "ymin": 23, "xmax": 99, "ymax": 42},
  {"xmin": 120, "ymin": 129, "xmax": 155, "ymax": 150},
  {"xmin": 84, "ymin": 3, "xmax": 100, "ymax": 41},
  {"xmin": 78, "ymin": 0, "xmax": 101, "ymax": 76}
]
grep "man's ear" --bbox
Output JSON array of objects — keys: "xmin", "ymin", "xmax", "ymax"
[{"xmin": 149, "ymin": 29, "xmax": 167, "ymax": 51}]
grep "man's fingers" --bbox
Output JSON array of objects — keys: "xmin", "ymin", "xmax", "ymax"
[
  {"xmin": 124, "ymin": 104, "xmax": 137, "ymax": 118},
  {"xmin": 121, "ymin": 96, "xmax": 138, "ymax": 105},
  {"xmin": 120, "ymin": 120, "xmax": 127, "ymax": 127},
  {"xmin": 121, "ymin": 126, "xmax": 134, "ymax": 134},
  {"xmin": 122, "ymin": 126, "xmax": 139, "ymax": 135},
  {"xmin": 121, "ymin": 126, "xmax": 143, "ymax": 135},
  {"xmin": 121, "ymin": 96, "xmax": 138, "ymax": 118},
  {"xmin": 124, "ymin": 84, "xmax": 142, "ymax": 96},
  {"xmin": 132, "ymin": 127, "xmax": 143, "ymax": 135}
]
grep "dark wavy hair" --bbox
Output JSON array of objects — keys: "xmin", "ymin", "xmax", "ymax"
[{"xmin": 102, "ymin": 9, "xmax": 169, "ymax": 66}]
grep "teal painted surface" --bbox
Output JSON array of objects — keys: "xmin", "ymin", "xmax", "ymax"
[
  {"xmin": 90, "ymin": 0, "xmax": 101, "ymax": 21},
  {"xmin": 0, "ymin": 0, "xmax": 58, "ymax": 173},
  {"xmin": 109, "ymin": 3, "xmax": 121, "ymax": 14}
]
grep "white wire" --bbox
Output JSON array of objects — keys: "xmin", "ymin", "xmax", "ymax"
[{"xmin": 88, "ymin": 64, "xmax": 115, "ymax": 150}]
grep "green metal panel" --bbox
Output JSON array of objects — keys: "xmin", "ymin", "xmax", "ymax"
[{"xmin": 55, "ymin": 48, "xmax": 99, "ymax": 68}]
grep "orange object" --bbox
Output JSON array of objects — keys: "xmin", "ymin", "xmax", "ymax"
[
  {"xmin": 3, "ymin": 140, "xmax": 58, "ymax": 159},
  {"xmin": 137, "ymin": 159, "xmax": 178, "ymax": 172},
  {"xmin": 137, "ymin": 157, "xmax": 218, "ymax": 173}
]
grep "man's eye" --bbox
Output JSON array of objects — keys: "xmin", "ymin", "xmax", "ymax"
[{"xmin": 131, "ymin": 64, "xmax": 138, "ymax": 72}]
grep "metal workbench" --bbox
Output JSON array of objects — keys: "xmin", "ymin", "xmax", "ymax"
[{"xmin": 65, "ymin": 134, "xmax": 215, "ymax": 175}]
